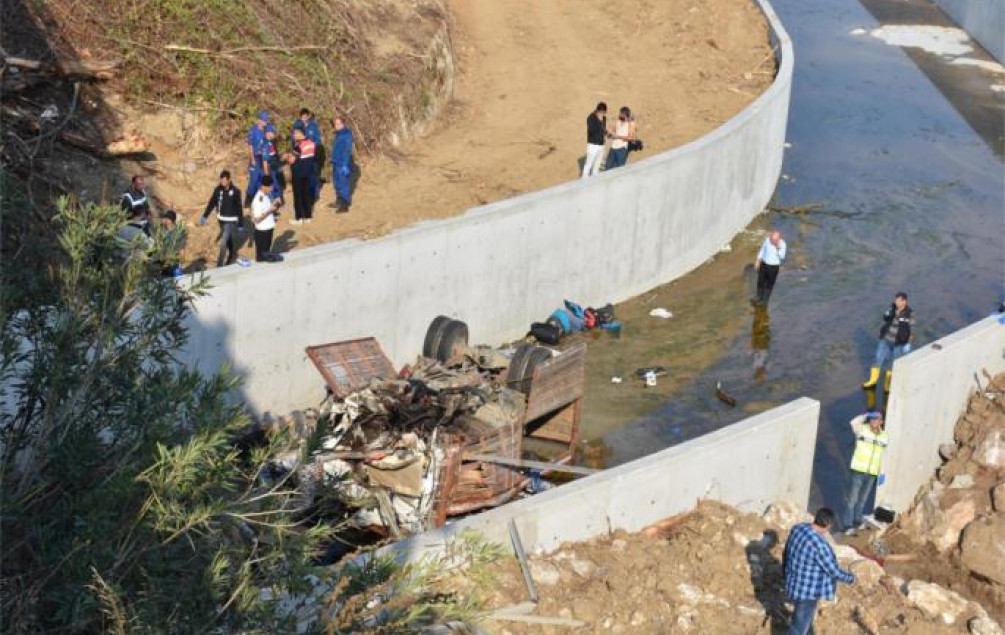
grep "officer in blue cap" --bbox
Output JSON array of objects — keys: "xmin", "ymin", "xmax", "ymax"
[{"xmin": 245, "ymin": 111, "xmax": 274, "ymax": 207}]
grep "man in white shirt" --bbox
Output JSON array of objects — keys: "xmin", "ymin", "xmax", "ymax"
[
  {"xmin": 754, "ymin": 230, "xmax": 787, "ymax": 304},
  {"xmin": 251, "ymin": 176, "xmax": 283, "ymax": 263}
]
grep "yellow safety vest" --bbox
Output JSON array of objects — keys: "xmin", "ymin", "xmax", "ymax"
[{"xmin": 850, "ymin": 425, "xmax": 888, "ymax": 476}]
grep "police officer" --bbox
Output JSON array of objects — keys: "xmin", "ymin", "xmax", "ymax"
[
  {"xmin": 331, "ymin": 116, "xmax": 354, "ymax": 213},
  {"xmin": 245, "ymin": 111, "xmax": 273, "ymax": 208},
  {"xmin": 287, "ymin": 128, "xmax": 317, "ymax": 224},
  {"xmin": 199, "ymin": 170, "xmax": 244, "ymax": 267},
  {"xmin": 842, "ymin": 412, "xmax": 889, "ymax": 534},
  {"xmin": 263, "ymin": 127, "xmax": 285, "ymax": 201},
  {"xmin": 121, "ymin": 175, "xmax": 152, "ymax": 227},
  {"xmin": 861, "ymin": 292, "xmax": 915, "ymax": 392}
]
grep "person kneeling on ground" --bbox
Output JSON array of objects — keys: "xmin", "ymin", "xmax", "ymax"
[
  {"xmin": 843, "ymin": 411, "xmax": 888, "ymax": 535},
  {"xmin": 783, "ymin": 507, "xmax": 856, "ymax": 635},
  {"xmin": 251, "ymin": 176, "xmax": 283, "ymax": 263}
]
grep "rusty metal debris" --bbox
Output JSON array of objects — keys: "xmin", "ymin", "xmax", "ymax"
[{"xmin": 272, "ymin": 330, "xmax": 587, "ymax": 539}]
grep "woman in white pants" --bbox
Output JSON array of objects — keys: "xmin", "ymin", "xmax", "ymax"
[{"xmin": 582, "ymin": 102, "xmax": 608, "ymax": 178}]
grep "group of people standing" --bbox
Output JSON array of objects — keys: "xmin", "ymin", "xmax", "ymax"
[
  {"xmin": 199, "ymin": 108, "xmax": 356, "ymax": 266},
  {"xmin": 582, "ymin": 102, "xmax": 639, "ymax": 178}
]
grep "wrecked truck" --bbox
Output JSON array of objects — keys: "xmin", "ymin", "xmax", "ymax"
[{"xmin": 284, "ymin": 316, "xmax": 587, "ymax": 539}]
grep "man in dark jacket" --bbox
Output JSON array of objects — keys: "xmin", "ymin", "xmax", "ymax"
[
  {"xmin": 292, "ymin": 108, "xmax": 324, "ymax": 201},
  {"xmin": 121, "ymin": 175, "xmax": 153, "ymax": 220},
  {"xmin": 862, "ymin": 292, "xmax": 915, "ymax": 391},
  {"xmin": 581, "ymin": 102, "xmax": 607, "ymax": 178},
  {"xmin": 332, "ymin": 116, "xmax": 354, "ymax": 213},
  {"xmin": 287, "ymin": 128, "xmax": 317, "ymax": 224},
  {"xmin": 199, "ymin": 170, "xmax": 244, "ymax": 267}
]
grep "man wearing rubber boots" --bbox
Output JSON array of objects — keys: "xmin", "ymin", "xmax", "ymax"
[
  {"xmin": 842, "ymin": 412, "xmax": 888, "ymax": 535},
  {"xmin": 862, "ymin": 292, "xmax": 915, "ymax": 392}
]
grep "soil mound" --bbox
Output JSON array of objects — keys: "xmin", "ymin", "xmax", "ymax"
[{"xmin": 457, "ymin": 500, "xmax": 1000, "ymax": 634}]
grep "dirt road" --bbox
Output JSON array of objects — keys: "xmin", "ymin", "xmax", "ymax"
[{"xmin": 180, "ymin": 0, "xmax": 774, "ymax": 265}]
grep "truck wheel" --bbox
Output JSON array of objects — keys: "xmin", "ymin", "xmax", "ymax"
[
  {"xmin": 436, "ymin": 319, "xmax": 469, "ymax": 362},
  {"xmin": 506, "ymin": 344, "xmax": 534, "ymax": 390},
  {"xmin": 423, "ymin": 316, "xmax": 452, "ymax": 359},
  {"xmin": 518, "ymin": 347, "xmax": 553, "ymax": 395}
]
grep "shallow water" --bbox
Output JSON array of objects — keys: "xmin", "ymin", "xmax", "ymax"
[{"xmin": 579, "ymin": 0, "xmax": 1004, "ymax": 511}]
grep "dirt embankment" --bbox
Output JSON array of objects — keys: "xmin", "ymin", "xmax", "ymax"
[
  {"xmin": 5, "ymin": 0, "xmax": 774, "ymax": 268},
  {"xmin": 181, "ymin": 0, "xmax": 775, "ymax": 264},
  {"xmin": 453, "ymin": 501, "xmax": 1000, "ymax": 635},
  {"xmin": 1, "ymin": 0, "xmax": 452, "ymax": 261}
]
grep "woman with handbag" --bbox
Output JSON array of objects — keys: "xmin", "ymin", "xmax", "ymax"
[{"xmin": 605, "ymin": 106, "xmax": 637, "ymax": 171}]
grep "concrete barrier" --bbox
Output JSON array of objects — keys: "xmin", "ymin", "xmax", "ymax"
[
  {"xmin": 182, "ymin": 0, "xmax": 793, "ymax": 417},
  {"xmin": 385, "ymin": 398, "xmax": 819, "ymax": 561},
  {"xmin": 931, "ymin": 0, "xmax": 1004, "ymax": 63},
  {"xmin": 877, "ymin": 316, "xmax": 1005, "ymax": 511}
]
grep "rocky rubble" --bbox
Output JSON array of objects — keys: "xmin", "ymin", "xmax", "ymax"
[
  {"xmin": 883, "ymin": 373, "xmax": 1005, "ymax": 620},
  {"xmin": 456, "ymin": 500, "xmax": 998, "ymax": 634}
]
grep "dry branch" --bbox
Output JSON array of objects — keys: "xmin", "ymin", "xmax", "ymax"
[
  {"xmin": 3, "ymin": 56, "xmax": 118, "ymax": 80},
  {"xmin": 2, "ymin": 106, "xmax": 149, "ymax": 158},
  {"xmin": 163, "ymin": 44, "xmax": 327, "ymax": 57}
]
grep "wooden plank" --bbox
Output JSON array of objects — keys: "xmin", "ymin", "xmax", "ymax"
[
  {"xmin": 463, "ymin": 452, "xmax": 599, "ymax": 476},
  {"xmin": 524, "ymin": 343, "xmax": 587, "ymax": 423}
]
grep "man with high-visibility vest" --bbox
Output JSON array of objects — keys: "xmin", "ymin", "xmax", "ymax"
[{"xmin": 842, "ymin": 411, "xmax": 889, "ymax": 535}]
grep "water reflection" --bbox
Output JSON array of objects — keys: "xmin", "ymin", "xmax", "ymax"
[{"xmin": 751, "ymin": 304, "xmax": 771, "ymax": 383}]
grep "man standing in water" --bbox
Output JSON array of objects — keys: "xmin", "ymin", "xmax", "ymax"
[
  {"xmin": 861, "ymin": 292, "xmax": 914, "ymax": 391},
  {"xmin": 754, "ymin": 230, "xmax": 787, "ymax": 304}
]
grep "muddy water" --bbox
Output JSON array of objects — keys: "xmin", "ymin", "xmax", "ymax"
[{"xmin": 579, "ymin": 0, "xmax": 1004, "ymax": 511}]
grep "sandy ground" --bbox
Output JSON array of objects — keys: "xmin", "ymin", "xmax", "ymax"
[{"xmin": 174, "ymin": 0, "xmax": 774, "ymax": 266}]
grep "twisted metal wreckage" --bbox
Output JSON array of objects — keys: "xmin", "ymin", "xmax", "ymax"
[{"xmin": 269, "ymin": 316, "xmax": 590, "ymax": 540}]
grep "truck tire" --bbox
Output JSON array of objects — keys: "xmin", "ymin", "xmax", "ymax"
[
  {"xmin": 506, "ymin": 344, "xmax": 535, "ymax": 390},
  {"xmin": 435, "ymin": 319, "xmax": 469, "ymax": 362},
  {"xmin": 423, "ymin": 315, "xmax": 452, "ymax": 359},
  {"xmin": 518, "ymin": 347, "xmax": 553, "ymax": 395}
]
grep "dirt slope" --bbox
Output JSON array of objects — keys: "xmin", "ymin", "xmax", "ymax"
[
  {"xmin": 181, "ymin": 0, "xmax": 774, "ymax": 265},
  {"xmin": 456, "ymin": 501, "xmax": 999, "ymax": 634}
]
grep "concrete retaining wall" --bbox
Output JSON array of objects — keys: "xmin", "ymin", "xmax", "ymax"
[
  {"xmin": 877, "ymin": 316, "xmax": 1005, "ymax": 511},
  {"xmin": 386, "ymin": 398, "xmax": 819, "ymax": 561},
  {"xmin": 182, "ymin": 0, "xmax": 794, "ymax": 417},
  {"xmin": 932, "ymin": 0, "xmax": 1005, "ymax": 63}
]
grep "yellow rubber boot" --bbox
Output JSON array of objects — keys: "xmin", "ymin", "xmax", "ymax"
[
  {"xmin": 862, "ymin": 367, "xmax": 880, "ymax": 389},
  {"xmin": 884, "ymin": 371, "xmax": 892, "ymax": 392}
]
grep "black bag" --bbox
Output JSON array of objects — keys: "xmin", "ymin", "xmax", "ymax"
[
  {"xmin": 595, "ymin": 303, "xmax": 616, "ymax": 324},
  {"xmin": 627, "ymin": 139, "xmax": 644, "ymax": 152},
  {"xmin": 874, "ymin": 507, "xmax": 896, "ymax": 524},
  {"xmin": 530, "ymin": 322, "xmax": 561, "ymax": 346}
]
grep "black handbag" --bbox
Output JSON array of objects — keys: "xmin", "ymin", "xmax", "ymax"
[{"xmin": 627, "ymin": 139, "xmax": 644, "ymax": 152}]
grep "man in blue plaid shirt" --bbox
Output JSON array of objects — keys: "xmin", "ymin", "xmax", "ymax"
[{"xmin": 783, "ymin": 507, "xmax": 856, "ymax": 634}]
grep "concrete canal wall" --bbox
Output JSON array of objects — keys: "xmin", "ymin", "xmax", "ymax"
[
  {"xmin": 877, "ymin": 315, "xmax": 1005, "ymax": 511},
  {"xmin": 385, "ymin": 398, "xmax": 820, "ymax": 560},
  {"xmin": 932, "ymin": 0, "xmax": 1004, "ymax": 63},
  {"xmin": 181, "ymin": 0, "xmax": 794, "ymax": 417}
]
